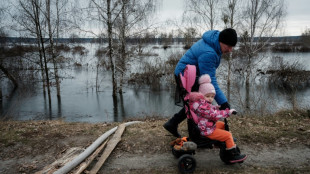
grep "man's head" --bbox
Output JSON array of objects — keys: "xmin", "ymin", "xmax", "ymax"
[{"xmin": 219, "ymin": 28, "xmax": 237, "ymax": 53}]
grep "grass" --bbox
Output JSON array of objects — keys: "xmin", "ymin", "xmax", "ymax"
[
  {"xmin": 0, "ymin": 120, "xmax": 118, "ymax": 148},
  {"xmin": 0, "ymin": 109, "xmax": 309, "ymax": 173},
  {"xmin": 1, "ymin": 109, "xmax": 309, "ymax": 150},
  {"xmin": 229, "ymin": 109, "xmax": 310, "ymax": 146}
]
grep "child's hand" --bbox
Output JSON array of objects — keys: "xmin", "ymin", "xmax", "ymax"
[{"xmin": 229, "ymin": 109, "xmax": 237, "ymax": 115}]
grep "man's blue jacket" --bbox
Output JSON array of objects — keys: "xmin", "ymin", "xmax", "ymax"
[{"xmin": 174, "ymin": 30, "xmax": 227, "ymax": 105}]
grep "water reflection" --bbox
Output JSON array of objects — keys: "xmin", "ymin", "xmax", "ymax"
[
  {"xmin": 1, "ymin": 44, "xmax": 310, "ymax": 122},
  {"xmin": 0, "ymin": 79, "xmax": 179, "ymax": 123}
]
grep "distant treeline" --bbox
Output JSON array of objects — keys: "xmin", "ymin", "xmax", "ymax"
[{"xmin": 1, "ymin": 36, "xmax": 301, "ymax": 44}]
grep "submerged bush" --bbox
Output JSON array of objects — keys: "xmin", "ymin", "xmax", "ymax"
[
  {"xmin": 128, "ymin": 52, "xmax": 183, "ymax": 89},
  {"xmin": 272, "ymin": 42, "xmax": 310, "ymax": 52},
  {"xmin": 95, "ymin": 47, "xmax": 107, "ymax": 57},
  {"xmin": 267, "ymin": 56, "xmax": 310, "ymax": 91},
  {"xmin": 55, "ymin": 44, "xmax": 71, "ymax": 52},
  {"xmin": 0, "ymin": 45, "xmax": 38, "ymax": 57},
  {"xmin": 128, "ymin": 62, "xmax": 162, "ymax": 90},
  {"xmin": 72, "ymin": 45, "xmax": 88, "ymax": 55}
]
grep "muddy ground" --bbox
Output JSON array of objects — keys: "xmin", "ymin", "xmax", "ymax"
[{"xmin": 1, "ymin": 110, "xmax": 310, "ymax": 174}]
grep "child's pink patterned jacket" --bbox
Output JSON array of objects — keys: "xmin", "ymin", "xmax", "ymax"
[{"xmin": 188, "ymin": 92, "xmax": 231, "ymax": 136}]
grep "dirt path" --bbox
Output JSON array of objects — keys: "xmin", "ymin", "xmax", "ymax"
[
  {"xmin": 103, "ymin": 145, "xmax": 310, "ymax": 173},
  {"xmin": 1, "ymin": 144, "xmax": 309, "ymax": 174},
  {"xmin": 1, "ymin": 114, "xmax": 310, "ymax": 174}
]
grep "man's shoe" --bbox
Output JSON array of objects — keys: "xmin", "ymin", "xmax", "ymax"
[{"xmin": 163, "ymin": 119, "xmax": 181, "ymax": 138}]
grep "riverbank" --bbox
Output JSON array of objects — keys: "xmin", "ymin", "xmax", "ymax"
[{"xmin": 1, "ymin": 110, "xmax": 310, "ymax": 173}]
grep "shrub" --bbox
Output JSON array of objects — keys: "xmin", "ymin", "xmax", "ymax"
[
  {"xmin": 55, "ymin": 44, "xmax": 71, "ymax": 52},
  {"xmin": 72, "ymin": 45, "xmax": 88, "ymax": 55},
  {"xmin": 267, "ymin": 56, "xmax": 310, "ymax": 91}
]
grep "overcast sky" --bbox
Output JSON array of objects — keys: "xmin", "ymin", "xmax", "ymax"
[{"xmin": 157, "ymin": 0, "xmax": 310, "ymax": 36}]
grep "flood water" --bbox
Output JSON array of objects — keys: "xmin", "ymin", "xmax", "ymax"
[{"xmin": 1, "ymin": 43, "xmax": 310, "ymax": 123}]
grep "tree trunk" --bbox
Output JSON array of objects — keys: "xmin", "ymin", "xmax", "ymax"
[
  {"xmin": 31, "ymin": 0, "xmax": 46, "ymax": 95},
  {"xmin": 0, "ymin": 64, "xmax": 18, "ymax": 88},
  {"xmin": 37, "ymin": 37, "xmax": 46, "ymax": 94},
  {"xmin": 47, "ymin": 0, "xmax": 61, "ymax": 99},
  {"xmin": 107, "ymin": 0, "xmax": 117, "ymax": 97},
  {"xmin": 119, "ymin": 0, "xmax": 127, "ymax": 94},
  {"xmin": 245, "ymin": 70, "xmax": 250, "ymax": 110},
  {"xmin": 96, "ymin": 63, "xmax": 99, "ymax": 91},
  {"xmin": 42, "ymin": 40, "xmax": 52, "ymax": 108},
  {"xmin": 32, "ymin": 0, "xmax": 51, "ymax": 107},
  {"xmin": 0, "ymin": 85, "xmax": 2, "ymax": 102},
  {"xmin": 290, "ymin": 90, "xmax": 297, "ymax": 111},
  {"xmin": 227, "ymin": 54, "xmax": 231, "ymax": 102}
]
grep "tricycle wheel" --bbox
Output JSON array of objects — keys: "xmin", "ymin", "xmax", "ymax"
[{"xmin": 178, "ymin": 154, "xmax": 196, "ymax": 173}]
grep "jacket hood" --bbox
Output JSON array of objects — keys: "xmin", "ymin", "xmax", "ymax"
[
  {"xmin": 188, "ymin": 92, "xmax": 205, "ymax": 102},
  {"xmin": 202, "ymin": 30, "xmax": 222, "ymax": 56}
]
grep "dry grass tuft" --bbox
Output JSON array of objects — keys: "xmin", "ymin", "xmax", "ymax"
[
  {"xmin": 0, "ymin": 109, "xmax": 309, "ymax": 173},
  {"xmin": 229, "ymin": 109, "xmax": 310, "ymax": 147}
]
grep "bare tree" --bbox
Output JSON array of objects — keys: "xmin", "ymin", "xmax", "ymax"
[
  {"xmin": 237, "ymin": 0, "xmax": 286, "ymax": 110},
  {"xmin": 0, "ymin": 4, "xmax": 19, "ymax": 89},
  {"xmin": 300, "ymin": 28, "xmax": 310, "ymax": 46},
  {"xmin": 117, "ymin": 0, "xmax": 127, "ymax": 94},
  {"xmin": 46, "ymin": 0, "xmax": 60, "ymax": 99},
  {"xmin": 86, "ymin": 0, "xmax": 158, "ymax": 96},
  {"xmin": 88, "ymin": 0, "xmax": 124, "ymax": 97},
  {"xmin": 114, "ymin": 0, "xmax": 157, "ymax": 93},
  {"xmin": 36, "ymin": 6, "xmax": 47, "ymax": 95},
  {"xmin": 222, "ymin": 0, "xmax": 240, "ymax": 29},
  {"xmin": 12, "ymin": 0, "xmax": 71, "ymax": 107},
  {"xmin": 184, "ymin": 0, "xmax": 219, "ymax": 32},
  {"xmin": 183, "ymin": 27, "xmax": 197, "ymax": 49},
  {"xmin": 14, "ymin": 0, "xmax": 52, "ymax": 106},
  {"xmin": 45, "ymin": 0, "xmax": 68, "ymax": 100},
  {"xmin": 221, "ymin": 0, "xmax": 241, "ymax": 102}
]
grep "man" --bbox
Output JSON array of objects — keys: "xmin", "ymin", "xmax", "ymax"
[{"xmin": 164, "ymin": 28, "xmax": 238, "ymax": 137}]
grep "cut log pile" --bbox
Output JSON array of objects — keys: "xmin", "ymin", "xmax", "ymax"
[{"xmin": 35, "ymin": 122, "xmax": 140, "ymax": 174}]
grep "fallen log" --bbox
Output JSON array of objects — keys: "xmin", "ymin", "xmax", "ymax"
[
  {"xmin": 35, "ymin": 147, "xmax": 84, "ymax": 174},
  {"xmin": 89, "ymin": 123, "xmax": 126, "ymax": 174},
  {"xmin": 53, "ymin": 121, "xmax": 141, "ymax": 174},
  {"xmin": 72, "ymin": 139, "xmax": 108, "ymax": 174}
]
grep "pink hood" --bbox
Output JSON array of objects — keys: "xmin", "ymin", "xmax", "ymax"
[{"xmin": 188, "ymin": 92, "xmax": 205, "ymax": 102}]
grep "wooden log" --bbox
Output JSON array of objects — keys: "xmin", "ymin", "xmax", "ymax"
[
  {"xmin": 35, "ymin": 147, "xmax": 84, "ymax": 174},
  {"xmin": 89, "ymin": 123, "xmax": 126, "ymax": 174},
  {"xmin": 53, "ymin": 127, "xmax": 118, "ymax": 174},
  {"xmin": 72, "ymin": 139, "xmax": 108, "ymax": 174}
]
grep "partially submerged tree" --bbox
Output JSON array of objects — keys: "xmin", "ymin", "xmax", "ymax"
[
  {"xmin": 300, "ymin": 28, "xmax": 310, "ymax": 47},
  {"xmin": 87, "ymin": 0, "xmax": 123, "ymax": 97},
  {"xmin": 221, "ymin": 0, "xmax": 241, "ymax": 102},
  {"xmin": 19, "ymin": 0, "xmax": 53, "ymax": 106},
  {"xmin": 183, "ymin": 27, "xmax": 197, "ymax": 49},
  {"xmin": 45, "ymin": 0, "xmax": 69, "ymax": 101},
  {"xmin": 114, "ymin": 0, "xmax": 157, "ymax": 93},
  {"xmin": 267, "ymin": 56, "xmax": 309, "ymax": 110},
  {"xmin": 0, "ymin": 3, "xmax": 18, "ymax": 89},
  {"xmin": 10, "ymin": 0, "xmax": 70, "ymax": 108},
  {"xmin": 237, "ymin": 0, "xmax": 286, "ymax": 110},
  {"xmin": 86, "ymin": 0, "xmax": 158, "ymax": 96}
]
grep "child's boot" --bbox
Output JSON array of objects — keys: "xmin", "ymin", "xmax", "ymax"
[{"xmin": 227, "ymin": 147, "xmax": 247, "ymax": 163}]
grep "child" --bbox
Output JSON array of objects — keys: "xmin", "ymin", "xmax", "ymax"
[{"xmin": 188, "ymin": 74, "xmax": 247, "ymax": 163}]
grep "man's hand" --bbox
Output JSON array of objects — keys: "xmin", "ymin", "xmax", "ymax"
[
  {"xmin": 219, "ymin": 102, "xmax": 230, "ymax": 110},
  {"xmin": 229, "ymin": 109, "xmax": 237, "ymax": 115}
]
